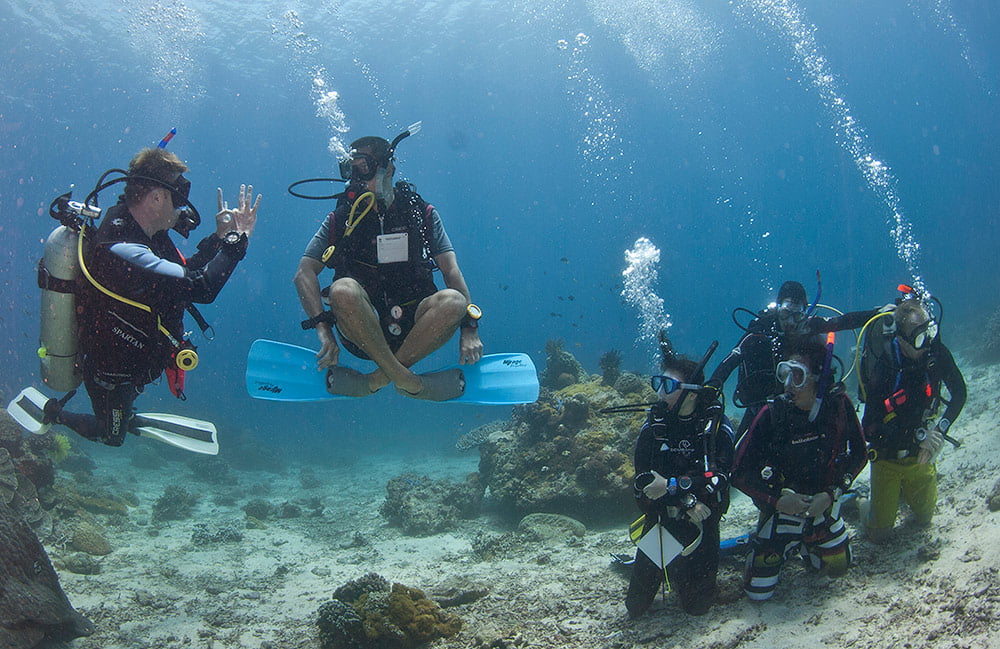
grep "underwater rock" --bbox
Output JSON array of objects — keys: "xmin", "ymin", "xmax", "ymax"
[
  {"xmin": 152, "ymin": 484, "xmax": 199, "ymax": 522},
  {"xmin": 613, "ymin": 371, "xmax": 646, "ymax": 397},
  {"xmin": 0, "ymin": 498, "xmax": 94, "ymax": 648},
  {"xmin": 68, "ymin": 519, "xmax": 112, "ymax": 556},
  {"xmin": 189, "ymin": 456, "xmax": 237, "ymax": 486},
  {"xmin": 380, "ymin": 473, "xmax": 483, "ymax": 536},
  {"xmin": 191, "ymin": 521, "xmax": 244, "ymax": 545},
  {"xmin": 59, "ymin": 552, "xmax": 102, "ymax": 576},
  {"xmin": 0, "ymin": 448, "xmax": 18, "ymax": 504},
  {"xmin": 517, "ymin": 512, "xmax": 586, "ymax": 541},
  {"xmin": 427, "ymin": 576, "xmax": 490, "ymax": 608},
  {"xmin": 988, "ymin": 477, "xmax": 1000, "ymax": 512}
]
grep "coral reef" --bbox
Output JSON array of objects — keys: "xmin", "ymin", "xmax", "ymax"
[
  {"xmin": 151, "ymin": 485, "xmax": 199, "ymax": 523},
  {"xmin": 317, "ymin": 600, "xmax": 366, "ymax": 649},
  {"xmin": 188, "ymin": 456, "xmax": 237, "ymax": 486},
  {"xmin": 477, "ymin": 345, "xmax": 653, "ymax": 522},
  {"xmin": 319, "ymin": 573, "xmax": 461, "ymax": 649},
  {"xmin": 333, "ymin": 572, "xmax": 391, "ymax": 604},
  {"xmin": 380, "ymin": 473, "xmax": 483, "ymax": 536},
  {"xmin": 599, "ymin": 349, "xmax": 623, "ymax": 386},
  {"xmin": 455, "ymin": 419, "xmax": 510, "ymax": 451},
  {"xmin": 539, "ymin": 338, "xmax": 587, "ymax": 389},
  {"xmin": 243, "ymin": 498, "xmax": 275, "ymax": 520}
]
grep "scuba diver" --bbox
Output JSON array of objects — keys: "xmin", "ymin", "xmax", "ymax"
[
  {"xmin": 624, "ymin": 333, "xmax": 735, "ymax": 617},
  {"xmin": 293, "ymin": 125, "xmax": 483, "ymax": 401},
  {"xmin": 707, "ymin": 278, "xmax": 889, "ymax": 436},
  {"xmin": 731, "ymin": 340, "xmax": 867, "ymax": 601},
  {"xmin": 858, "ymin": 288, "xmax": 966, "ymax": 542},
  {"xmin": 11, "ymin": 141, "xmax": 260, "ymax": 453}
]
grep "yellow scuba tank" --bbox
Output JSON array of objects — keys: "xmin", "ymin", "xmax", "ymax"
[{"xmin": 38, "ymin": 224, "xmax": 83, "ymax": 391}]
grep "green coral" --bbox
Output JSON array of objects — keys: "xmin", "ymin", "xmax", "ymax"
[{"xmin": 47, "ymin": 433, "xmax": 72, "ymax": 464}]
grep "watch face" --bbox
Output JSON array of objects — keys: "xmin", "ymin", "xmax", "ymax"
[{"xmin": 224, "ymin": 232, "xmax": 240, "ymax": 244}]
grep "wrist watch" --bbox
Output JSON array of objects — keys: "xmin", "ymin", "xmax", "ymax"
[
  {"xmin": 461, "ymin": 303, "xmax": 482, "ymax": 329},
  {"xmin": 222, "ymin": 231, "xmax": 241, "ymax": 245}
]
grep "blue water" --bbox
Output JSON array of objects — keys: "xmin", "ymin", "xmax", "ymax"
[{"xmin": 1, "ymin": 1, "xmax": 997, "ymax": 458}]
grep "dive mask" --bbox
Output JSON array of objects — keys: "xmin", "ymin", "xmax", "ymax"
[
  {"xmin": 777, "ymin": 299, "xmax": 806, "ymax": 327},
  {"xmin": 650, "ymin": 375, "xmax": 702, "ymax": 399},
  {"xmin": 167, "ymin": 174, "xmax": 200, "ymax": 238},
  {"xmin": 339, "ymin": 151, "xmax": 381, "ymax": 183},
  {"xmin": 776, "ymin": 360, "xmax": 811, "ymax": 389},
  {"xmin": 898, "ymin": 319, "xmax": 938, "ymax": 350}
]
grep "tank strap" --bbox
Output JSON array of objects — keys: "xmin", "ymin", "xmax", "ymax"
[{"xmin": 37, "ymin": 259, "xmax": 76, "ymax": 294}]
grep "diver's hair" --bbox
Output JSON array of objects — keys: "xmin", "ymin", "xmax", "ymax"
[
  {"xmin": 658, "ymin": 331, "xmax": 704, "ymax": 383},
  {"xmin": 350, "ymin": 136, "xmax": 392, "ymax": 166},
  {"xmin": 125, "ymin": 148, "xmax": 188, "ymax": 206},
  {"xmin": 785, "ymin": 339, "xmax": 827, "ymax": 375},
  {"xmin": 894, "ymin": 299, "xmax": 929, "ymax": 334}
]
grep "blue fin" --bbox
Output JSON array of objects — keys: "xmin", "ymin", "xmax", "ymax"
[{"xmin": 245, "ymin": 339, "xmax": 539, "ymax": 405}]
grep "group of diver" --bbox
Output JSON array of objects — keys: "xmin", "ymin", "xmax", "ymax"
[
  {"xmin": 623, "ymin": 279, "xmax": 966, "ymax": 616},
  {"xmin": 6, "ymin": 127, "xmax": 968, "ymax": 621}
]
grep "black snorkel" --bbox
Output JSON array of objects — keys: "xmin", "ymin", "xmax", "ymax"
[
  {"xmin": 804, "ymin": 270, "xmax": 822, "ymax": 318},
  {"xmin": 288, "ymin": 121, "xmax": 423, "ymax": 200},
  {"xmin": 599, "ymin": 337, "xmax": 719, "ymax": 415}
]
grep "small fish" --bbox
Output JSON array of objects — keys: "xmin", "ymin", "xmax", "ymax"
[
  {"xmin": 550, "ymin": 312, "xmax": 562, "ymax": 317},
  {"xmin": 560, "ymin": 257, "xmax": 569, "ymax": 263},
  {"xmin": 567, "ymin": 295, "xmax": 575, "ymax": 301}
]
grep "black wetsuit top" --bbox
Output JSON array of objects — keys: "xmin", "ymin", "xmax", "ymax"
[
  {"xmin": 709, "ymin": 308, "xmax": 878, "ymax": 410},
  {"xmin": 632, "ymin": 402, "xmax": 735, "ymax": 519},
  {"xmin": 78, "ymin": 200, "xmax": 247, "ymax": 384},
  {"xmin": 731, "ymin": 392, "xmax": 867, "ymax": 512},
  {"xmin": 860, "ymin": 333, "xmax": 966, "ymax": 459}
]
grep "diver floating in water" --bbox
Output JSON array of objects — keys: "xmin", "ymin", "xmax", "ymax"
[
  {"xmin": 8, "ymin": 133, "xmax": 261, "ymax": 455},
  {"xmin": 291, "ymin": 123, "xmax": 489, "ymax": 402}
]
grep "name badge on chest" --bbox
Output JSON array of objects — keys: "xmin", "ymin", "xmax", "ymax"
[{"xmin": 377, "ymin": 232, "xmax": 409, "ymax": 264}]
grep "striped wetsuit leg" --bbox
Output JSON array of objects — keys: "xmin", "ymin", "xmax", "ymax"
[{"xmin": 744, "ymin": 513, "xmax": 804, "ymax": 601}]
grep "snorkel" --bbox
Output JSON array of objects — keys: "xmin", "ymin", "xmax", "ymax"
[
  {"xmin": 290, "ymin": 121, "xmax": 423, "ymax": 199},
  {"xmin": 808, "ymin": 331, "xmax": 836, "ymax": 422},
  {"xmin": 805, "ymin": 270, "xmax": 822, "ymax": 318}
]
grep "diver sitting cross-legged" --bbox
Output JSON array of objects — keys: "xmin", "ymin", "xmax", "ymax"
[{"xmin": 293, "ymin": 130, "xmax": 483, "ymax": 400}]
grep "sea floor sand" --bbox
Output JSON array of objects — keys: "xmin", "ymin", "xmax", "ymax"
[{"xmin": 49, "ymin": 360, "xmax": 1000, "ymax": 649}]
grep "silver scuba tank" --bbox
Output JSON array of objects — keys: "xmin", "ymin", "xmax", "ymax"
[{"xmin": 38, "ymin": 225, "xmax": 82, "ymax": 391}]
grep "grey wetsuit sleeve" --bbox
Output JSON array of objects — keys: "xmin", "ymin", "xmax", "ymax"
[
  {"xmin": 302, "ymin": 216, "xmax": 333, "ymax": 261},
  {"xmin": 429, "ymin": 207, "xmax": 454, "ymax": 256}
]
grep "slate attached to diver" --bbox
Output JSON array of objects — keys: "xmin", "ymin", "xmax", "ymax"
[{"xmin": 7, "ymin": 128, "xmax": 260, "ymax": 456}]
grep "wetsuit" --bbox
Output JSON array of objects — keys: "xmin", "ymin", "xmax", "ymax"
[
  {"xmin": 731, "ymin": 392, "xmax": 867, "ymax": 601},
  {"xmin": 59, "ymin": 200, "xmax": 247, "ymax": 446},
  {"xmin": 860, "ymin": 331, "xmax": 966, "ymax": 530},
  {"xmin": 709, "ymin": 308, "xmax": 877, "ymax": 435},
  {"xmin": 301, "ymin": 183, "xmax": 453, "ymax": 359},
  {"xmin": 626, "ymin": 401, "xmax": 735, "ymax": 617}
]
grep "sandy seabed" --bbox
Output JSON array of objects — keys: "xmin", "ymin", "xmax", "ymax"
[{"xmin": 50, "ymin": 359, "xmax": 1000, "ymax": 649}]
